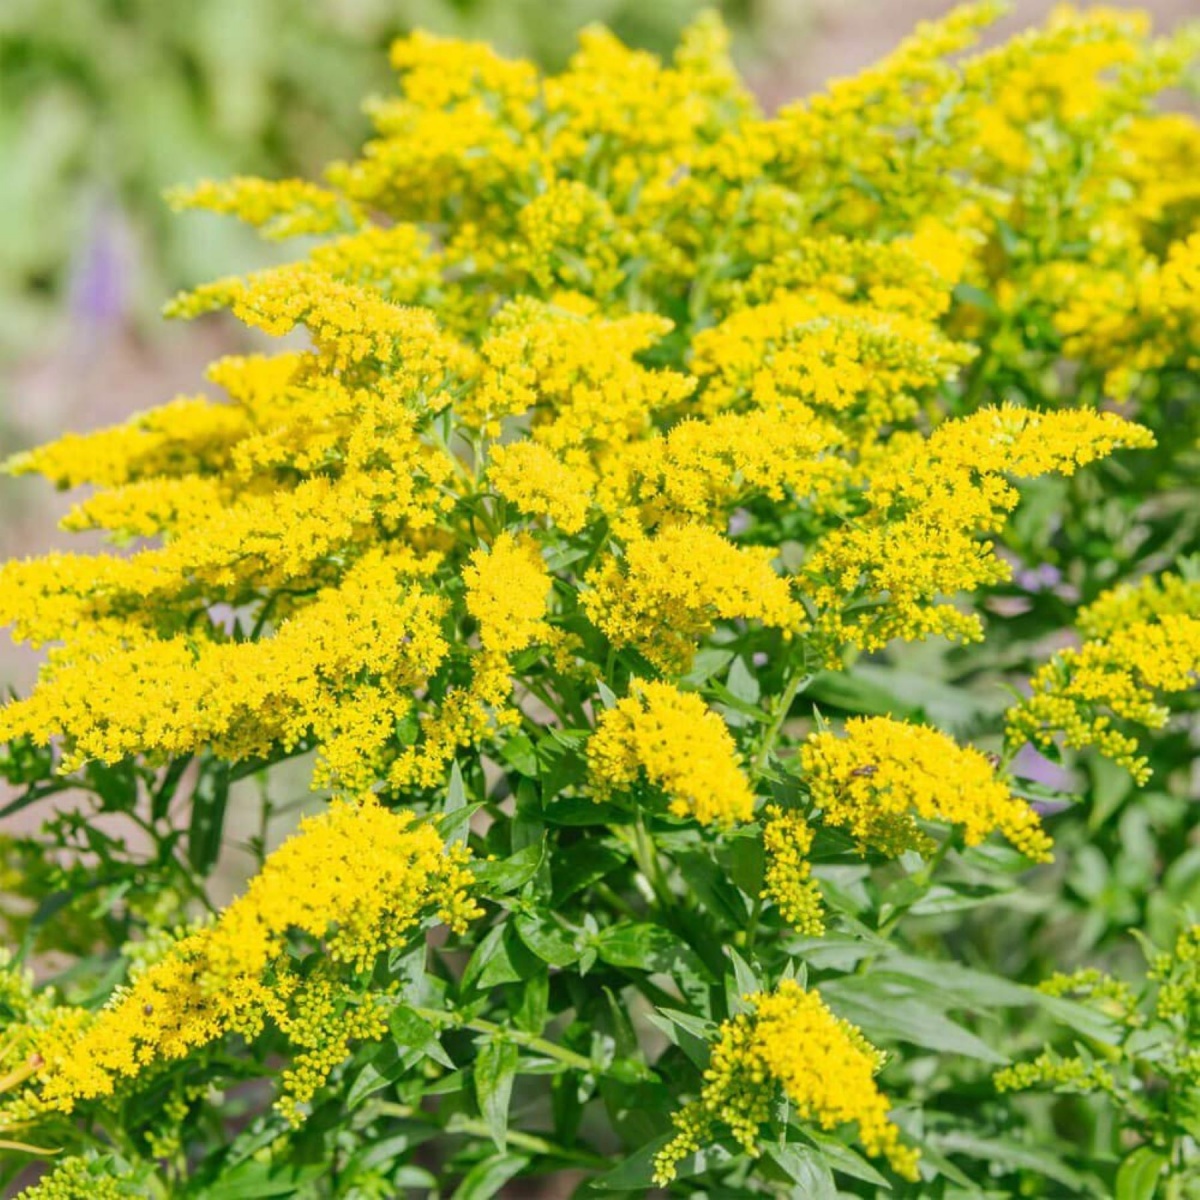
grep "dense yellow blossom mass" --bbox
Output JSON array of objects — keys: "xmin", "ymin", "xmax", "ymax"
[
  {"xmin": 654, "ymin": 980, "xmax": 919, "ymax": 1184},
  {"xmin": 462, "ymin": 532, "xmax": 552, "ymax": 657},
  {"xmin": 588, "ymin": 681, "xmax": 754, "ymax": 826},
  {"xmin": 803, "ymin": 717, "xmax": 1052, "ymax": 862},
  {"xmin": 583, "ymin": 524, "xmax": 806, "ymax": 672}
]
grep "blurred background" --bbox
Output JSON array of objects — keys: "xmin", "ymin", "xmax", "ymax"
[{"xmin": 0, "ymin": 0, "xmax": 1193, "ymax": 692}]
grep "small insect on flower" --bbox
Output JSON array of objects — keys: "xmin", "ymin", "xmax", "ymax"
[{"xmin": 849, "ymin": 763, "xmax": 878, "ymax": 778}]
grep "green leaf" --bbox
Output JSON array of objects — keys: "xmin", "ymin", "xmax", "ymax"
[
  {"xmin": 550, "ymin": 839, "xmax": 629, "ymax": 905},
  {"xmin": 514, "ymin": 968, "xmax": 550, "ymax": 1035},
  {"xmin": 514, "ymin": 914, "xmax": 581, "ymax": 967},
  {"xmin": 725, "ymin": 946, "xmax": 760, "ymax": 1014},
  {"xmin": 206, "ymin": 1160, "xmax": 328, "ymax": 1198},
  {"xmin": 820, "ymin": 979, "xmax": 1007, "ymax": 1063},
  {"xmin": 500, "ymin": 734, "xmax": 539, "ymax": 778},
  {"xmin": 644, "ymin": 1008, "xmax": 715, "ymax": 1069},
  {"xmin": 452, "ymin": 1152, "xmax": 530, "ymax": 1200},
  {"xmin": 681, "ymin": 646, "xmax": 734, "ymax": 687},
  {"xmin": 390, "ymin": 1006, "xmax": 454, "ymax": 1070},
  {"xmin": 591, "ymin": 1136, "xmax": 735, "ymax": 1190},
  {"xmin": 805, "ymin": 671, "xmax": 911, "ymax": 717},
  {"xmin": 346, "ymin": 1041, "xmax": 413, "ymax": 1109},
  {"xmin": 930, "ymin": 1131, "xmax": 1084, "ymax": 1190},
  {"xmin": 800, "ymin": 1129, "xmax": 891, "ymax": 1188},
  {"xmin": 594, "ymin": 922, "xmax": 684, "ymax": 972},
  {"xmin": 677, "ymin": 851, "xmax": 749, "ymax": 926},
  {"xmin": 473, "ymin": 842, "xmax": 545, "ymax": 895},
  {"xmin": 591, "ymin": 1135, "xmax": 672, "ymax": 1190},
  {"xmin": 438, "ymin": 802, "xmax": 484, "ymax": 847},
  {"xmin": 447, "ymin": 760, "xmax": 467, "ymax": 812},
  {"xmin": 728, "ymin": 834, "xmax": 765, "ymax": 900},
  {"xmin": 871, "ymin": 954, "xmax": 1032, "ymax": 1009},
  {"xmin": 475, "ymin": 1040, "xmax": 519, "ymax": 1151},
  {"xmin": 1115, "ymin": 1147, "xmax": 1167, "ymax": 1200},
  {"xmin": 543, "ymin": 796, "xmax": 632, "ymax": 826},
  {"xmin": 465, "ymin": 923, "xmax": 541, "ymax": 990},
  {"xmin": 707, "ymin": 677, "xmax": 770, "ymax": 723},
  {"xmin": 766, "ymin": 1144, "xmax": 837, "ymax": 1199},
  {"xmin": 725, "ymin": 657, "xmax": 761, "ymax": 707}
]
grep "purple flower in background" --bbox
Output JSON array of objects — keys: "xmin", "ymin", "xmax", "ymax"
[
  {"xmin": 68, "ymin": 200, "xmax": 131, "ymax": 331},
  {"xmin": 1012, "ymin": 743, "xmax": 1076, "ymax": 815},
  {"xmin": 1014, "ymin": 563, "xmax": 1063, "ymax": 593}
]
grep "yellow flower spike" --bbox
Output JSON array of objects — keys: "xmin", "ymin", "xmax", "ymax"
[
  {"xmin": 654, "ymin": 980, "xmax": 919, "ymax": 1185},
  {"xmin": 587, "ymin": 681, "xmax": 754, "ymax": 827},
  {"xmin": 692, "ymin": 294, "xmax": 972, "ymax": 428},
  {"xmin": 761, "ymin": 806, "xmax": 825, "ymax": 935},
  {"xmin": 487, "ymin": 441, "xmax": 596, "ymax": 535},
  {"xmin": 166, "ymin": 176, "xmax": 359, "ymax": 240},
  {"xmin": 802, "ymin": 716, "xmax": 1052, "ymax": 862},
  {"xmin": 0, "ymin": 551, "xmax": 449, "ymax": 788},
  {"xmin": 14, "ymin": 797, "xmax": 480, "ymax": 1117},
  {"xmin": 1007, "ymin": 572, "xmax": 1200, "ymax": 783},
  {"xmin": 6, "ymin": 395, "xmax": 250, "ymax": 490},
  {"xmin": 465, "ymin": 303, "xmax": 693, "ymax": 447},
  {"xmin": 168, "ymin": 264, "xmax": 474, "ymax": 385},
  {"xmin": 802, "ymin": 407, "xmax": 1155, "ymax": 653},
  {"xmin": 385, "ymin": 533, "xmax": 552, "ymax": 790}
]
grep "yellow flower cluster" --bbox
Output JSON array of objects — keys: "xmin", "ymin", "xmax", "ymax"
[
  {"xmin": 0, "ymin": 3, "xmax": 1196, "ymax": 1189},
  {"xmin": 654, "ymin": 980, "xmax": 918, "ymax": 1184},
  {"xmin": 993, "ymin": 1050, "xmax": 1118, "ymax": 1098},
  {"xmin": 802, "ymin": 716, "xmax": 1052, "ymax": 862},
  {"xmin": 997, "ymin": 923, "xmax": 1200, "ymax": 1105},
  {"xmin": 167, "ymin": 176, "xmax": 356, "ymax": 240},
  {"xmin": 15, "ymin": 1157, "xmax": 128, "ymax": 1200},
  {"xmin": 587, "ymin": 681, "xmax": 754, "ymax": 827},
  {"xmin": 386, "ymin": 533, "xmax": 552, "ymax": 790},
  {"xmin": 462, "ymin": 532, "xmax": 552, "ymax": 657},
  {"xmin": 3, "ymin": 797, "xmax": 477, "ymax": 1120},
  {"xmin": 1151, "ymin": 924, "xmax": 1200, "ymax": 1023},
  {"xmin": 691, "ymin": 293, "xmax": 971, "ymax": 429},
  {"xmin": 1008, "ymin": 573, "xmax": 1200, "ymax": 784},
  {"xmin": 273, "ymin": 972, "xmax": 390, "ymax": 1126},
  {"xmin": 802, "ymin": 407, "xmax": 1154, "ymax": 653},
  {"xmin": 583, "ymin": 524, "xmax": 805, "ymax": 672},
  {"xmin": 0, "ymin": 551, "xmax": 449, "ymax": 790},
  {"xmin": 760, "ymin": 806, "xmax": 824, "ymax": 935}
]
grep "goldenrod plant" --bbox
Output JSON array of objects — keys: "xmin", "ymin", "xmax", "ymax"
[{"xmin": 1, "ymin": 5, "xmax": 1199, "ymax": 1196}]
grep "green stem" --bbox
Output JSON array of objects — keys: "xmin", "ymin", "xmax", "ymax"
[
  {"xmin": 447, "ymin": 1116, "xmax": 609, "ymax": 1166},
  {"xmin": 743, "ymin": 889, "xmax": 766, "ymax": 956},
  {"xmin": 633, "ymin": 812, "xmax": 674, "ymax": 912},
  {"xmin": 752, "ymin": 671, "xmax": 813, "ymax": 779},
  {"xmin": 595, "ymin": 881, "xmax": 640, "ymax": 920},
  {"xmin": 410, "ymin": 1007, "xmax": 594, "ymax": 1073}
]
